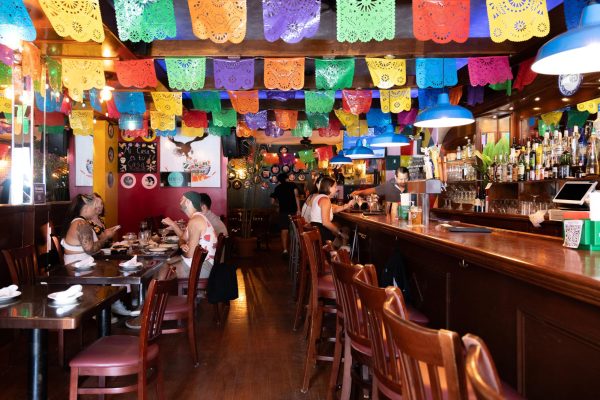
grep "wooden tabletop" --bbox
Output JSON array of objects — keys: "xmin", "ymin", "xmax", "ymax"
[
  {"xmin": 0, "ymin": 285, "xmax": 124, "ymax": 330},
  {"xmin": 41, "ymin": 258, "xmax": 167, "ymax": 286},
  {"xmin": 95, "ymin": 246, "xmax": 179, "ymax": 260},
  {"xmin": 337, "ymin": 212, "xmax": 600, "ymax": 307}
]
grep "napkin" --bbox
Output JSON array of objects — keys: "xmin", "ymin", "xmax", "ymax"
[
  {"xmin": 529, "ymin": 210, "xmax": 547, "ymax": 228},
  {"xmin": 121, "ymin": 255, "xmax": 138, "ymax": 267},
  {"xmin": 74, "ymin": 256, "xmax": 95, "ymax": 268},
  {"xmin": 0, "ymin": 284, "xmax": 18, "ymax": 298},
  {"xmin": 54, "ymin": 285, "xmax": 83, "ymax": 302}
]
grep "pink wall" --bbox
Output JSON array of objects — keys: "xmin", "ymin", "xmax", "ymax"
[{"xmin": 117, "ymin": 142, "xmax": 228, "ymax": 234}]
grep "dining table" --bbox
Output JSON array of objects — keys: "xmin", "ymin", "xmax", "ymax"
[
  {"xmin": 40, "ymin": 257, "xmax": 170, "ymax": 310},
  {"xmin": 0, "ymin": 284, "xmax": 124, "ymax": 400}
]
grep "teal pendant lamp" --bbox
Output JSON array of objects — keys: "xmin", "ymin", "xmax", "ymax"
[
  {"xmin": 371, "ymin": 125, "xmax": 410, "ymax": 147},
  {"xmin": 346, "ymin": 138, "xmax": 375, "ymax": 159},
  {"xmin": 329, "ymin": 150, "xmax": 353, "ymax": 164},
  {"xmin": 414, "ymin": 93, "xmax": 474, "ymax": 128},
  {"xmin": 532, "ymin": 2, "xmax": 600, "ymax": 75}
]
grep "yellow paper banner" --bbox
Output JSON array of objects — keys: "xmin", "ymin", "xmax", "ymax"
[
  {"xmin": 487, "ymin": 0, "xmax": 550, "ymax": 43},
  {"xmin": 150, "ymin": 111, "xmax": 175, "ymax": 131},
  {"xmin": 541, "ymin": 111, "xmax": 563, "ymax": 126},
  {"xmin": 345, "ymin": 120, "xmax": 369, "ymax": 137},
  {"xmin": 62, "ymin": 59, "xmax": 105, "ymax": 102},
  {"xmin": 577, "ymin": 98, "xmax": 600, "ymax": 114},
  {"xmin": 0, "ymin": 96, "xmax": 11, "ymax": 114},
  {"xmin": 365, "ymin": 58, "xmax": 406, "ymax": 89},
  {"xmin": 39, "ymin": 0, "xmax": 105, "ymax": 43},
  {"xmin": 151, "ymin": 92, "xmax": 182, "ymax": 116},
  {"xmin": 181, "ymin": 125, "xmax": 205, "ymax": 137},
  {"xmin": 334, "ymin": 108, "xmax": 359, "ymax": 128},
  {"xmin": 69, "ymin": 110, "xmax": 94, "ymax": 135},
  {"xmin": 380, "ymin": 88, "xmax": 411, "ymax": 113}
]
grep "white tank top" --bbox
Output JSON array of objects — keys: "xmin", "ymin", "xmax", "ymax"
[
  {"xmin": 310, "ymin": 194, "xmax": 333, "ymax": 224},
  {"xmin": 182, "ymin": 212, "xmax": 218, "ymax": 267}
]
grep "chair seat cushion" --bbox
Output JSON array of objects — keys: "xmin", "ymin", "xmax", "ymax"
[
  {"xmin": 165, "ymin": 296, "xmax": 188, "ymax": 314},
  {"xmin": 69, "ymin": 335, "xmax": 158, "ymax": 368},
  {"xmin": 501, "ymin": 381, "xmax": 524, "ymax": 400},
  {"xmin": 406, "ymin": 305, "xmax": 429, "ymax": 326},
  {"xmin": 317, "ymin": 274, "xmax": 336, "ymax": 299}
]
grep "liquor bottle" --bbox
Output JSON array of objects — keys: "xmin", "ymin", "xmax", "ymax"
[
  {"xmin": 456, "ymin": 146, "xmax": 462, "ymax": 160},
  {"xmin": 529, "ymin": 143, "xmax": 537, "ymax": 180},
  {"xmin": 496, "ymin": 154, "xmax": 504, "ymax": 183},
  {"xmin": 552, "ymin": 153, "xmax": 559, "ymax": 179},
  {"xmin": 588, "ymin": 136, "xmax": 598, "ymax": 175},
  {"xmin": 506, "ymin": 149, "xmax": 514, "ymax": 182},
  {"xmin": 518, "ymin": 149, "xmax": 526, "ymax": 181},
  {"xmin": 560, "ymin": 147, "xmax": 572, "ymax": 179},
  {"xmin": 466, "ymin": 139, "xmax": 473, "ymax": 159}
]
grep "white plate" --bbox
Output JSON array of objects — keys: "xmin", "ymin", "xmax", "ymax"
[
  {"xmin": 71, "ymin": 262, "xmax": 96, "ymax": 270},
  {"xmin": 148, "ymin": 247, "xmax": 168, "ymax": 252},
  {"xmin": 161, "ymin": 243, "xmax": 178, "ymax": 248},
  {"xmin": 119, "ymin": 262, "xmax": 143, "ymax": 269},
  {"xmin": 47, "ymin": 291, "xmax": 84, "ymax": 305},
  {"xmin": 165, "ymin": 235, "xmax": 178, "ymax": 241},
  {"xmin": 0, "ymin": 292, "xmax": 21, "ymax": 302}
]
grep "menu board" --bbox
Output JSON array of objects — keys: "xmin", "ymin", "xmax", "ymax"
[{"xmin": 118, "ymin": 142, "xmax": 157, "ymax": 173}]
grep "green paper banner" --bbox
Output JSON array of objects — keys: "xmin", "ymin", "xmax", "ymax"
[
  {"xmin": 190, "ymin": 91, "xmax": 221, "ymax": 113},
  {"xmin": 305, "ymin": 90, "xmax": 335, "ymax": 113},
  {"xmin": 165, "ymin": 58, "xmax": 206, "ymax": 90},
  {"xmin": 212, "ymin": 109, "xmax": 237, "ymax": 128},
  {"xmin": 315, "ymin": 59, "xmax": 355, "ymax": 90}
]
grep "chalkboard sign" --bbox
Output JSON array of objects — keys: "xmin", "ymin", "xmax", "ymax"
[{"xmin": 118, "ymin": 142, "xmax": 157, "ymax": 173}]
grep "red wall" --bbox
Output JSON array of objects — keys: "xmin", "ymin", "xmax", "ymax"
[{"xmin": 117, "ymin": 144, "xmax": 228, "ymax": 234}]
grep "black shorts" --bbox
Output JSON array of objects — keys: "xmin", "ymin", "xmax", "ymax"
[{"xmin": 277, "ymin": 213, "xmax": 293, "ymax": 231}]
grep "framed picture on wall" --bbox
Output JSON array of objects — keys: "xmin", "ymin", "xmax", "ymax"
[
  {"xmin": 159, "ymin": 134, "xmax": 221, "ymax": 188},
  {"xmin": 75, "ymin": 135, "xmax": 93, "ymax": 187}
]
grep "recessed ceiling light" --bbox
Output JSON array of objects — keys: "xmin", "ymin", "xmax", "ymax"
[
  {"xmin": 562, "ymin": 97, "xmax": 569, "ymax": 102},
  {"xmin": 492, "ymin": 115, "xmax": 497, "ymax": 119},
  {"xmin": 509, "ymin": 106, "xmax": 514, "ymax": 111},
  {"xmin": 534, "ymin": 97, "xmax": 540, "ymax": 101},
  {"xmin": 533, "ymin": 107, "xmax": 541, "ymax": 111}
]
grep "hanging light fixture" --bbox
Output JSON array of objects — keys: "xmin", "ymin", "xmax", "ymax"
[
  {"xmin": 329, "ymin": 150, "xmax": 353, "ymax": 164},
  {"xmin": 371, "ymin": 124, "xmax": 411, "ymax": 147},
  {"xmin": 532, "ymin": 2, "xmax": 600, "ymax": 75},
  {"xmin": 346, "ymin": 138, "xmax": 376, "ymax": 159},
  {"xmin": 414, "ymin": 93, "xmax": 474, "ymax": 128}
]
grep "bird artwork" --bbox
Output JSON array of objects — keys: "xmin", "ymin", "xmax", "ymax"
[{"xmin": 167, "ymin": 133, "xmax": 209, "ymax": 158}]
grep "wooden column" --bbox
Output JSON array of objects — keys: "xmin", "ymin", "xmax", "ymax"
[{"xmin": 92, "ymin": 121, "xmax": 118, "ymax": 227}]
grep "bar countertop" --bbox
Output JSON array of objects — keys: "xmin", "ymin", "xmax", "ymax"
[{"xmin": 337, "ymin": 212, "xmax": 600, "ymax": 308}]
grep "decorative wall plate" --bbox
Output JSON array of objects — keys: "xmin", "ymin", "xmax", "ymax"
[
  {"xmin": 253, "ymin": 175, "xmax": 261, "ymax": 184},
  {"xmin": 297, "ymin": 173, "xmax": 306, "ymax": 181},
  {"xmin": 141, "ymin": 129, "xmax": 157, "ymax": 142},
  {"xmin": 260, "ymin": 181, "xmax": 269, "ymax": 189},
  {"xmin": 270, "ymin": 175, "xmax": 278, "ymax": 183},
  {"xmin": 243, "ymin": 180, "xmax": 251, "ymax": 189},
  {"xmin": 228, "ymin": 171, "xmax": 236, "ymax": 180},
  {"xmin": 120, "ymin": 173, "xmax": 136, "ymax": 189},
  {"xmin": 107, "ymin": 172, "xmax": 114, "ymax": 188},
  {"xmin": 108, "ymin": 124, "xmax": 115, "ymax": 138},
  {"xmin": 232, "ymin": 180, "xmax": 242, "ymax": 190},
  {"xmin": 237, "ymin": 170, "xmax": 247, "ymax": 180},
  {"xmin": 261, "ymin": 170, "xmax": 270, "ymax": 179},
  {"xmin": 108, "ymin": 147, "xmax": 114, "ymax": 163},
  {"xmin": 141, "ymin": 174, "xmax": 158, "ymax": 189},
  {"xmin": 282, "ymin": 165, "xmax": 290, "ymax": 173},
  {"xmin": 288, "ymin": 173, "xmax": 296, "ymax": 181},
  {"xmin": 558, "ymin": 74, "xmax": 582, "ymax": 96},
  {"xmin": 271, "ymin": 165, "xmax": 280, "ymax": 174}
]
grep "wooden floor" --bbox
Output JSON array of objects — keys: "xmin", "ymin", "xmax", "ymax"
[{"xmin": 0, "ymin": 244, "xmax": 332, "ymax": 399}]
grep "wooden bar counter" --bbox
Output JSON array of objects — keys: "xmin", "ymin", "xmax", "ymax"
[{"xmin": 337, "ymin": 212, "xmax": 600, "ymax": 400}]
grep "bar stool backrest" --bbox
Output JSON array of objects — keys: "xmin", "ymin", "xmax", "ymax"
[
  {"xmin": 353, "ymin": 266, "xmax": 403, "ymax": 398},
  {"xmin": 383, "ymin": 287, "xmax": 469, "ymax": 400},
  {"xmin": 463, "ymin": 334, "xmax": 504, "ymax": 400},
  {"xmin": 300, "ymin": 228, "xmax": 324, "ymax": 305},
  {"xmin": 2, "ymin": 245, "xmax": 39, "ymax": 285},
  {"xmin": 51, "ymin": 235, "xmax": 64, "ymax": 265},
  {"xmin": 141, "ymin": 276, "xmax": 177, "ymax": 351}
]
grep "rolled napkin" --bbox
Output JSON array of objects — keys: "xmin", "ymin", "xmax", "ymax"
[
  {"xmin": 0, "ymin": 284, "xmax": 18, "ymax": 298},
  {"xmin": 53, "ymin": 285, "xmax": 83, "ymax": 302},
  {"xmin": 73, "ymin": 256, "xmax": 95, "ymax": 268},
  {"xmin": 529, "ymin": 210, "xmax": 547, "ymax": 228},
  {"xmin": 120, "ymin": 255, "xmax": 138, "ymax": 267}
]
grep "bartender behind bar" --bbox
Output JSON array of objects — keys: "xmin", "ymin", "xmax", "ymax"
[{"xmin": 350, "ymin": 167, "xmax": 410, "ymax": 218}]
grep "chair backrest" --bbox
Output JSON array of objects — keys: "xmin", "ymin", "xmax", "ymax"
[
  {"xmin": 188, "ymin": 246, "xmax": 208, "ymax": 305},
  {"xmin": 463, "ymin": 334, "xmax": 504, "ymax": 400},
  {"xmin": 139, "ymin": 276, "xmax": 177, "ymax": 357},
  {"xmin": 337, "ymin": 247, "xmax": 352, "ymax": 264},
  {"xmin": 383, "ymin": 287, "xmax": 469, "ymax": 400},
  {"xmin": 2, "ymin": 245, "xmax": 39, "ymax": 285},
  {"xmin": 213, "ymin": 233, "xmax": 227, "ymax": 265},
  {"xmin": 50, "ymin": 235, "xmax": 64, "ymax": 265},
  {"xmin": 353, "ymin": 266, "xmax": 403, "ymax": 397},
  {"xmin": 300, "ymin": 228, "xmax": 325, "ymax": 304},
  {"xmin": 329, "ymin": 260, "xmax": 370, "ymax": 348}
]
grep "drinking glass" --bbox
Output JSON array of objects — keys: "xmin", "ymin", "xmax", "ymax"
[{"xmin": 159, "ymin": 228, "xmax": 169, "ymax": 243}]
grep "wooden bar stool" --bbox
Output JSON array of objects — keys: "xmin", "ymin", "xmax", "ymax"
[
  {"xmin": 291, "ymin": 216, "xmax": 310, "ymax": 331},
  {"xmin": 299, "ymin": 228, "xmax": 338, "ymax": 393},
  {"xmin": 382, "ymin": 286, "xmax": 469, "ymax": 400}
]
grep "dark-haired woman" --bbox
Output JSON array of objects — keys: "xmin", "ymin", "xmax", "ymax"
[
  {"xmin": 61, "ymin": 194, "xmax": 120, "ymax": 265},
  {"xmin": 309, "ymin": 176, "xmax": 353, "ymax": 242}
]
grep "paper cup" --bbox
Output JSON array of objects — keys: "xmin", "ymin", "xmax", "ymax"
[{"xmin": 563, "ymin": 220, "xmax": 584, "ymax": 249}]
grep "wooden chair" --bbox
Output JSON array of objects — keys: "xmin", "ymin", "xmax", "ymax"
[
  {"xmin": 383, "ymin": 287, "xmax": 469, "ymax": 400},
  {"xmin": 69, "ymin": 276, "xmax": 176, "ymax": 399},
  {"xmin": 163, "ymin": 246, "xmax": 208, "ymax": 367},
  {"xmin": 300, "ymin": 228, "xmax": 338, "ymax": 393},
  {"xmin": 463, "ymin": 334, "xmax": 506, "ymax": 400},
  {"xmin": 2, "ymin": 245, "xmax": 72, "ymax": 368},
  {"xmin": 51, "ymin": 234, "xmax": 64, "ymax": 265},
  {"xmin": 291, "ymin": 216, "xmax": 311, "ymax": 331},
  {"xmin": 329, "ymin": 260, "xmax": 372, "ymax": 400}
]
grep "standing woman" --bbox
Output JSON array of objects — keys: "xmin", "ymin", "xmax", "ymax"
[
  {"xmin": 309, "ymin": 176, "xmax": 353, "ymax": 242},
  {"xmin": 61, "ymin": 194, "xmax": 120, "ymax": 264}
]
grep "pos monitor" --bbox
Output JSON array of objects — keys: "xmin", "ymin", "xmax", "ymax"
[{"xmin": 553, "ymin": 181, "xmax": 597, "ymax": 206}]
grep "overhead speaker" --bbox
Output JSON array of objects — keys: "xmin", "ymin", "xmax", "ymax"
[
  {"xmin": 47, "ymin": 131, "xmax": 67, "ymax": 156},
  {"xmin": 221, "ymin": 133, "xmax": 239, "ymax": 158}
]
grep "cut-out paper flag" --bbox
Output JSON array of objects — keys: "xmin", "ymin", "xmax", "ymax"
[
  {"xmin": 188, "ymin": 0, "xmax": 246, "ymax": 44},
  {"xmin": 213, "ymin": 58, "xmax": 254, "ymax": 90},
  {"xmin": 262, "ymin": 0, "xmax": 321, "ymax": 43},
  {"xmin": 115, "ymin": 59, "xmax": 158, "ymax": 88}
]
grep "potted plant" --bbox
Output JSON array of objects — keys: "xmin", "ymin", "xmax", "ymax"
[{"xmin": 232, "ymin": 138, "xmax": 263, "ymax": 257}]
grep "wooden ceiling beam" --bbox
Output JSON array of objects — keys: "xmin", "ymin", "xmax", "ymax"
[{"xmin": 150, "ymin": 38, "xmax": 518, "ymax": 58}]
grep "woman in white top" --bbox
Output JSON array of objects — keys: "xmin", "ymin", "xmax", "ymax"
[
  {"xmin": 309, "ymin": 176, "xmax": 354, "ymax": 242},
  {"xmin": 61, "ymin": 194, "xmax": 120, "ymax": 264}
]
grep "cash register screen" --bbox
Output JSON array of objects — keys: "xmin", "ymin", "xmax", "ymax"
[{"xmin": 553, "ymin": 181, "xmax": 597, "ymax": 205}]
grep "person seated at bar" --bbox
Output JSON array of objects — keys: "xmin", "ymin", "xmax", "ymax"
[
  {"xmin": 301, "ymin": 175, "xmax": 324, "ymax": 221},
  {"xmin": 162, "ymin": 191, "xmax": 217, "ymax": 279},
  {"xmin": 350, "ymin": 166, "xmax": 410, "ymax": 218},
  {"xmin": 270, "ymin": 172, "xmax": 301, "ymax": 256},
  {"xmin": 310, "ymin": 176, "xmax": 354, "ymax": 243},
  {"xmin": 61, "ymin": 193, "xmax": 120, "ymax": 265}
]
